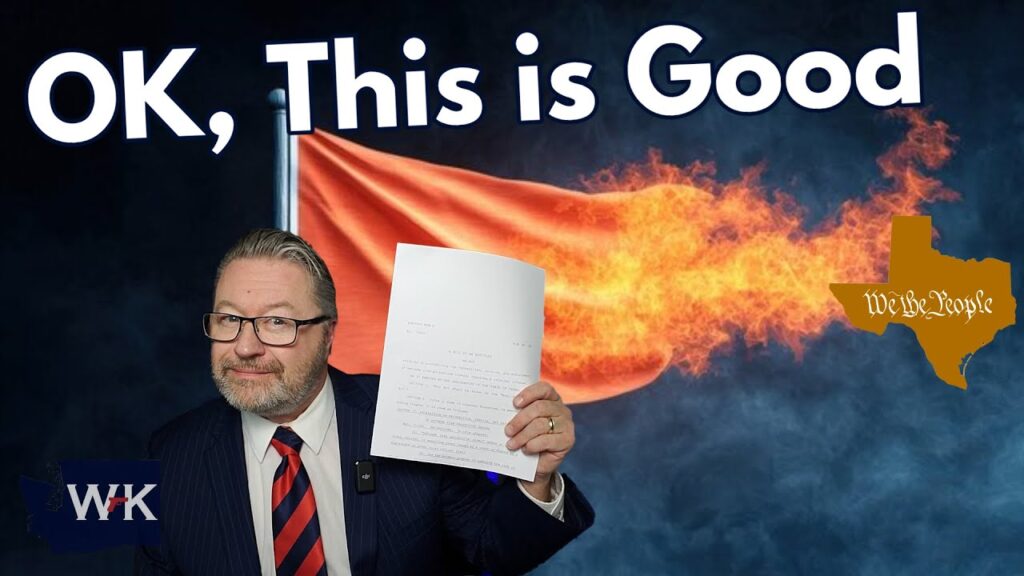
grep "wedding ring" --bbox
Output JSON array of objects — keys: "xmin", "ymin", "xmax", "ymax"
[{"xmin": 547, "ymin": 417, "xmax": 555, "ymax": 434}]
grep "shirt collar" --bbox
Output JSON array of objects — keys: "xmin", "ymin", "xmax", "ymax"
[{"xmin": 241, "ymin": 373, "xmax": 335, "ymax": 462}]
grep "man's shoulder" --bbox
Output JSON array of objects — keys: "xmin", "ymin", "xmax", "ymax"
[
  {"xmin": 147, "ymin": 396, "xmax": 235, "ymax": 457},
  {"xmin": 328, "ymin": 365, "xmax": 380, "ymax": 410}
]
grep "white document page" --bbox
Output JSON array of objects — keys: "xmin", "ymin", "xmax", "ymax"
[{"xmin": 370, "ymin": 243, "xmax": 545, "ymax": 481}]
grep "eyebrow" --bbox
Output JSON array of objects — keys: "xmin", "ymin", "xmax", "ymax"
[{"xmin": 213, "ymin": 300, "xmax": 297, "ymax": 315}]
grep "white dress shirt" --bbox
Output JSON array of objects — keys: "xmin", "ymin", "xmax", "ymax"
[{"xmin": 241, "ymin": 375, "xmax": 565, "ymax": 576}]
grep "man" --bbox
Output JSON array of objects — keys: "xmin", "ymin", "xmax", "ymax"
[{"xmin": 135, "ymin": 229, "xmax": 594, "ymax": 575}]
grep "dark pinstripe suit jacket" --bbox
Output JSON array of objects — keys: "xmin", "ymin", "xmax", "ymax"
[{"xmin": 134, "ymin": 367, "xmax": 595, "ymax": 575}]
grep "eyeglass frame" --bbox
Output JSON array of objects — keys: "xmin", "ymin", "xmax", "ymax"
[{"xmin": 202, "ymin": 312, "xmax": 333, "ymax": 347}]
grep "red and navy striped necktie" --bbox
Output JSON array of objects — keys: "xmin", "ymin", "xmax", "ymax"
[{"xmin": 271, "ymin": 426, "xmax": 327, "ymax": 576}]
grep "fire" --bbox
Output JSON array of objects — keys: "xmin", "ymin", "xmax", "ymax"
[
  {"xmin": 298, "ymin": 109, "xmax": 959, "ymax": 404},
  {"xmin": 517, "ymin": 109, "xmax": 958, "ymax": 402}
]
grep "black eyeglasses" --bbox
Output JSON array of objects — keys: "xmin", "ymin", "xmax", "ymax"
[{"xmin": 203, "ymin": 313, "xmax": 332, "ymax": 346}]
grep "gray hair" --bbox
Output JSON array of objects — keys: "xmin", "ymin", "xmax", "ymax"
[{"xmin": 215, "ymin": 229, "xmax": 337, "ymax": 319}]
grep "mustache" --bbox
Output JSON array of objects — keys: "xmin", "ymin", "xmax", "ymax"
[{"xmin": 220, "ymin": 360, "xmax": 283, "ymax": 374}]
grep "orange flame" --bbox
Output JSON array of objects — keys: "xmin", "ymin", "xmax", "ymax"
[{"xmin": 521, "ymin": 109, "xmax": 958, "ymax": 401}]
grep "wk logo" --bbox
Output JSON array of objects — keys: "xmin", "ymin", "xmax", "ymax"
[
  {"xmin": 20, "ymin": 460, "xmax": 161, "ymax": 552},
  {"xmin": 66, "ymin": 483, "xmax": 158, "ymax": 521}
]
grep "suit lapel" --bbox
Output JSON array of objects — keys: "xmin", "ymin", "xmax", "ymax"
[
  {"xmin": 332, "ymin": 369, "xmax": 379, "ymax": 576},
  {"xmin": 204, "ymin": 406, "xmax": 262, "ymax": 575}
]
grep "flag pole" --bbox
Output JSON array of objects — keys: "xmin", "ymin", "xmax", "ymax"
[
  {"xmin": 269, "ymin": 88, "xmax": 298, "ymax": 233},
  {"xmin": 270, "ymin": 87, "xmax": 290, "ymax": 228}
]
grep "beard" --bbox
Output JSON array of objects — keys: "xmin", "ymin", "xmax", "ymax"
[{"xmin": 211, "ymin": 331, "xmax": 331, "ymax": 419}]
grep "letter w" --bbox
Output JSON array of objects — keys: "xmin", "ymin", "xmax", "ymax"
[{"xmin": 67, "ymin": 484, "xmax": 119, "ymax": 521}]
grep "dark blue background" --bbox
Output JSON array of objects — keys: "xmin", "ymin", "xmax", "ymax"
[
  {"xmin": 3, "ymin": 1, "xmax": 1022, "ymax": 573},
  {"xmin": 20, "ymin": 460, "xmax": 160, "ymax": 552}
]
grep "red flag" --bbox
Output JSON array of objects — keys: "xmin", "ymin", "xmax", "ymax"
[
  {"xmin": 297, "ymin": 112, "xmax": 958, "ymax": 403},
  {"xmin": 298, "ymin": 130, "xmax": 665, "ymax": 404}
]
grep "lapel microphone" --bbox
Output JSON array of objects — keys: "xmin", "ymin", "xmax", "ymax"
[{"xmin": 355, "ymin": 460, "xmax": 375, "ymax": 494}]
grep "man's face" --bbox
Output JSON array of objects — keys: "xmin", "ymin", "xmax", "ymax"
[{"xmin": 210, "ymin": 257, "xmax": 334, "ymax": 419}]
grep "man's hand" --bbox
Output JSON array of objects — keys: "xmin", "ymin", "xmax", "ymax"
[{"xmin": 505, "ymin": 381, "xmax": 575, "ymax": 501}]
